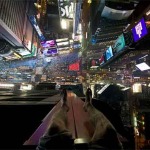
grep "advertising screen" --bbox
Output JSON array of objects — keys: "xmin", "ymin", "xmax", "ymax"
[
  {"xmin": 41, "ymin": 40, "xmax": 56, "ymax": 48},
  {"xmin": 57, "ymin": 41, "xmax": 69, "ymax": 47},
  {"xmin": 136, "ymin": 62, "xmax": 150, "ymax": 71},
  {"xmin": 123, "ymin": 31, "xmax": 134, "ymax": 46},
  {"xmin": 68, "ymin": 62, "xmax": 80, "ymax": 71},
  {"xmin": 48, "ymin": 48, "xmax": 58, "ymax": 54},
  {"xmin": 105, "ymin": 46, "xmax": 113, "ymax": 61},
  {"xmin": 43, "ymin": 48, "xmax": 58, "ymax": 56},
  {"xmin": 113, "ymin": 34, "xmax": 125, "ymax": 54},
  {"xmin": 29, "ymin": 15, "xmax": 45, "ymax": 41},
  {"xmin": 132, "ymin": 17, "xmax": 148, "ymax": 42},
  {"xmin": 15, "ymin": 48, "xmax": 31, "ymax": 56}
]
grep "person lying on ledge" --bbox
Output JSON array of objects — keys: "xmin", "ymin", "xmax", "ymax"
[{"xmin": 37, "ymin": 88, "xmax": 123, "ymax": 150}]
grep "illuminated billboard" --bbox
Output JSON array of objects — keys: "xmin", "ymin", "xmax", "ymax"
[
  {"xmin": 56, "ymin": 38, "xmax": 68, "ymax": 42},
  {"xmin": 43, "ymin": 48, "xmax": 58, "ymax": 56},
  {"xmin": 57, "ymin": 41, "xmax": 69, "ymax": 47},
  {"xmin": 58, "ymin": 0, "xmax": 74, "ymax": 19},
  {"xmin": 68, "ymin": 61, "xmax": 80, "ymax": 71},
  {"xmin": 23, "ymin": 44, "xmax": 37, "ymax": 58},
  {"xmin": 41, "ymin": 40, "xmax": 56, "ymax": 48},
  {"xmin": 4, "ymin": 51, "xmax": 21, "ymax": 60},
  {"xmin": 29, "ymin": 15, "xmax": 45, "ymax": 41},
  {"xmin": 136, "ymin": 62, "xmax": 150, "ymax": 71},
  {"xmin": 15, "ymin": 48, "xmax": 31, "ymax": 56},
  {"xmin": 23, "ymin": 18, "xmax": 33, "ymax": 51},
  {"xmin": 132, "ymin": 17, "xmax": 148, "ymax": 42},
  {"xmin": 113, "ymin": 34, "xmax": 125, "ymax": 54},
  {"xmin": 105, "ymin": 46, "xmax": 113, "ymax": 61}
]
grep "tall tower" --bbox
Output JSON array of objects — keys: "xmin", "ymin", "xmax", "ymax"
[
  {"xmin": 0, "ymin": 0, "xmax": 27, "ymax": 47},
  {"xmin": 0, "ymin": 0, "xmax": 43, "ymax": 60}
]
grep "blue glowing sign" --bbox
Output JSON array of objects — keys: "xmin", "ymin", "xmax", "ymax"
[
  {"xmin": 29, "ymin": 16, "xmax": 45, "ymax": 41},
  {"xmin": 132, "ymin": 18, "xmax": 148, "ymax": 42},
  {"xmin": 105, "ymin": 46, "xmax": 113, "ymax": 61}
]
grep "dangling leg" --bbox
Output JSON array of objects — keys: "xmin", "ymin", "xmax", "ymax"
[
  {"xmin": 37, "ymin": 89, "xmax": 73, "ymax": 149},
  {"xmin": 83, "ymin": 88, "xmax": 93, "ymax": 111},
  {"xmin": 83, "ymin": 88, "xmax": 123, "ymax": 149},
  {"xmin": 60, "ymin": 88, "xmax": 69, "ymax": 112}
]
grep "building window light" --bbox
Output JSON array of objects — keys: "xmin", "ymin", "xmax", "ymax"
[
  {"xmin": 61, "ymin": 19, "xmax": 67, "ymax": 29},
  {"xmin": 72, "ymin": 33, "xmax": 74, "ymax": 39}
]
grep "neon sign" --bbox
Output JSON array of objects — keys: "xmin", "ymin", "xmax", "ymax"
[{"xmin": 29, "ymin": 16, "xmax": 45, "ymax": 41}]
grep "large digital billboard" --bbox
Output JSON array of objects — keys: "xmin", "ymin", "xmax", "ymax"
[
  {"xmin": 105, "ymin": 46, "xmax": 113, "ymax": 61},
  {"xmin": 41, "ymin": 40, "xmax": 56, "ymax": 48},
  {"xmin": 68, "ymin": 61, "xmax": 80, "ymax": 71},
  {"xmin": 113, "ymin": 34, "xmax": 125, "ymax": 54},
  {"xmin": 132, "ymin": 17, "xmax": 148, "ymax": 42}
]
